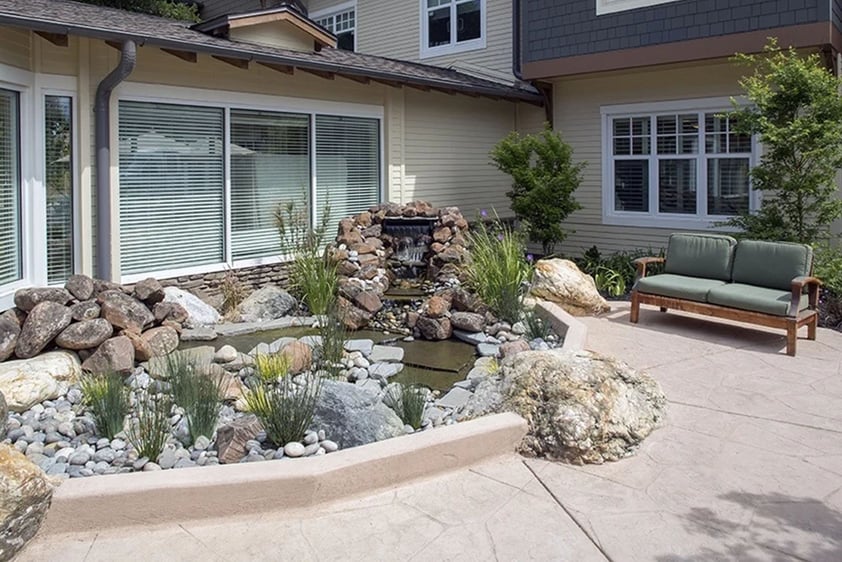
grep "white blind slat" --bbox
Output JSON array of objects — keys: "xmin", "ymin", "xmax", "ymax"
[
  {"xmin": 45, "ymin": 95, "xmax": 74, "ymax": 284},
  {"xmin": 0, "ymin": 89, "xmax": 20, "ymax": 286}
]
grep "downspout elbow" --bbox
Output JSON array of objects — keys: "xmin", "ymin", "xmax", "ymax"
[{"xmin": 95, "ymin": 40, "xmax": 136, "ymax": 281}]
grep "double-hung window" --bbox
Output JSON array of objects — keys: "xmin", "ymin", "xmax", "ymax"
[
  {"xmin": 421, "ymin": 0, "xmax": 485, "ymax": 58},
  {"xmin": 0, "ymin": 88, "xmax": 20, "ymax": 287},
  {"xmin": 314, "ymin": 5, "xmax": 356, "ymax": 51},
  {"xmin": 602, "ymin": 99, "xmax": 755, "ymax": 228}
]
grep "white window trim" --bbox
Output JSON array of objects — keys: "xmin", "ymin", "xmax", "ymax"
[
  {"xmin": 310, "ymin": 1, "xmax": 357, "ymax": 51},
  {"xmin": 596, "ymin": 0, "xmax": 682, "ymax": 16},
  {"xmin": 116, "ymin": 82, "xmax": 385, "ymax": 285},
  {"xmin": 420, "ymin": 0, "xmax": 486, "ymax": 60},
  {"xmin": 601, "ymin": 97, "xmax": 760, "ymax": 230}
]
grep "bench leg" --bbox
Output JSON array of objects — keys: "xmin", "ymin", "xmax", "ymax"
[
  {"xmin": 630, "ymin": 291, "xmax": 640, "ymax": 323},
  {"xmin": 808, "ymin": 314, "xmax": 817, "ymax": 341},
  {"xmin": 659, "ymin": 307, "xmax": 668, "ymax": 313},
  {"xmin": 786, "ymin": 321, "xmax": 797, "ymax": 356}
]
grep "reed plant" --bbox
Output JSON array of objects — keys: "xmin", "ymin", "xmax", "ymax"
[
  {"xmin": 384, "ymin": 383, "xmax": 428, "ymax": 430},
  {"xmin": 80, "ymin": 372, "xmax": 129, "ymax": 440},
  {"xmin": 244, "ymin": 373, "xmax": 323, "ymax": 447},
  {"xmin": 314, "ymin": 306, "xmax": 347, "ymax": 377},
  {"xmin": 127, "ymin": 390, "xmax": 172, "ymax": 460},
  {"xmin": 164, "ymin": 352, "xmax": 225, "ymax": 444}
]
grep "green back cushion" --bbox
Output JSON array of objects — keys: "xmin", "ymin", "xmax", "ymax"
[
  {"xmin": 731, "ymin": 240, "xmax": 812, "ymax": 290},
  {"xmin": 664, "ymin": 233, "xmax": 737, "ymax": 281}
]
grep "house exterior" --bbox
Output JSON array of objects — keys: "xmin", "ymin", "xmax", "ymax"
[
  {"xmin": 521, "ymin": 0, "xmax": 842, "ymax": 255},
  {"xmin": 0, "ymin": 0, "xmax": 545, "ymax": 310}
]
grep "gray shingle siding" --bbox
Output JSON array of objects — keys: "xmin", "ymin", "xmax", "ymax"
[
  {"xmin": 523, "ymin": 0, "xmax": 823, "ymax": 63},
  {"xmin": 834, "ymin": 0, "xmax": 842, "ymax": 33}
]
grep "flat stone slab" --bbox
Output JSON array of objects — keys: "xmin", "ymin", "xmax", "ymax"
[
  {"xmin": 435, "ymin": 387, "xmax": 473, "ymax": 410},
  {"xmin": 298, "ymin": 335, "xmax": 322, "ymax": 349},
  {"xmin": 248, "ymin": 337, "xmax": 295, "ymax": 356},
  {"xmin": 215, "ymin": 316, "xmax": 316, "ymax": 337},
  {"xmin": 453, "ymin": 330, "xmax": 488, "ymax": 345},
  {"xmin": 180, "ymin": 328, "xmax": 217, "ymax": 342},
  {"xmin": 396, "ymin": 339, "xmax": 476, "ymax": 373},
  {"xmin": 344, "ymin": 339, "xmax": 375, "ymax": 356},
  {"xmin": 477, "ymin": 343, "xmax": 500, "ymax": 357},
  {"xmin": 369, "ymin": 363, "xmax": 404, "ymax": 379},
  {"xmin": 369, "ymin": 345, "xmax": 404, "ymax": 363}
]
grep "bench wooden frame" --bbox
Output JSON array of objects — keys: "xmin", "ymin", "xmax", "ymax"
[{"xmin": 629, "ymin": 257, "xmax": 821, "ymax": 356}]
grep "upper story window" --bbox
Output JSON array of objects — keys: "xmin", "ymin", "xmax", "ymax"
[
  {"xmin": 596, "ymin": 0, "xmax": 682, "ymax": 16},
  {"xmin": 421, "ymin": 0, "xmax": 485, "ymax": 59},
  {"xmin": 314, "ymin": 4, "xmax": 356, "ymax": 51},
  {"xmin": 602, "ymin": 98, "xmax": 757, "ymax": 229}
]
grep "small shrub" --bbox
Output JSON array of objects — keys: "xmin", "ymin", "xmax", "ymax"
[
  {"xmin": 244, "ymin": 374, "xmax": 323, "ymax": 447},
  {"xmin": 522, "ymin": 309, "xmax": 551, "ymax": 341},
  {"xmin": 80, "ymin": 372, "xmax": 129, "ymax": 440},
  {"xmin": 464, "ymin": 212, "xmax": 533, "ymax": 323},
  {"xmin": 592, "ymin": 266, "xmax": 627, "ymax": 297},
  {"xmin": 575, "ymin": 245, "xmax": 664, "ymax": 297},
  {"xmin": 165, "ymin": 352, "xmax": 225, "ymax": 444},
  {"xmin": 253, "ymin": 352, "xmax": 292, "ymax": 383},
  {"xmin": 813, "ymin": 243, "xmax": 842, "ymax": 328},
  {"xmin": 127, "ymin": 391, "xmax": 172, "ymax": 460},
  {"xmin": 314, "ymin": 307, "xmax": 347, "ymax": 377},
  {"xmin": 220, "ymin": 268, "xmax": 247, "ymax": 318},
  {"xmin": 384, "ymin": 383, "xmax": 427, "ymax": 430}
]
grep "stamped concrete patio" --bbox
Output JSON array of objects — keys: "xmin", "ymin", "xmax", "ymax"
[{"xmin": 19, "ymin": 302, "xmax": 842, "ymax": 561}]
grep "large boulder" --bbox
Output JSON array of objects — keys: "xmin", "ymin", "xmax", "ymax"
[
  {"xmin": 162, "ymin": 287, "xmax": 220, "ymax": 328},
  {"xmin": 336, "ymin": 296, "xmax": 371, "ymax": 331},
  {"xmin": 450, "ymin": 311, "xmax": 485, "ymax": 333},
  {"xmin": 64, "ymin": 274, "xmax": 94, "ymax": 301},
  {"xmin": 0, "ymin": 316, "xmax": 20, "ymax": 362},
  {"xmin": 13, "ymin": 287, "xmax": 72, "ymax": 312},
  {"xmin": 280, "ymin": 340, "xmax": 313, "ymax": 375},
  {"xmin": 15, "ymin": 302, "xmax": 73, "ymax": 359},
  {"xmin": 152, "ymin": 301, "xmax": 189, "ymax": 324},
  {"xmin": 54, "ymin": 319, "xmax": 113, "ymax": 350},
  {"xmin": 69, "ymin": 300, "xmax": 100, "ymax": 322},
  {"xmin": 466, "ymin": 350, "xmax": 666, "ymax": 464},
  {"xmin": 0, "ymin": 352, "xmax": 82, "ymax": 412},
  {"xmin": 238, "ymin": 286, "xmax": 297, "ymax": 322},
  {"xmin": 0, "ymin": 444, "xmax": 53, "ymax": 561},
  {"xmin": 98, "ymin": 290, "xmax": 154, "ymax": 333},
  {"xmin": 311, "ymin": 380, "xmax": 404, "ymax": 448},
  {"xmin": 133, "ymin": 277, "xmax": 165, "ymax": 305},
  {"xmin": 417, "ymin": 316, "xmax": 452, "ymax": 340},
  {"xmin": 81, "ymin": 336, "xmax": 135, "ymax": 375},
  {"xmin": 530, "ymin": 259, "xmax": 611, "ymax": 316},
  {"xmin": 140, "ymin": 326, "xmax": 179, "ymax": 359}
]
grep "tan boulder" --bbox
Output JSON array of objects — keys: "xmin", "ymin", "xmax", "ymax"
[
  {"xmin": 281, "ymin": 341, "xmax": 313, "ymax": 375},
  {"xmin": 0, "ymin": 444, "xmax": 53, "ymax": 560},
  {"xmin": 0, "ymin": 351, "xmax": 81, "ymax": 412},
  {"xmin": 530, "ymin": 259, "xmax": 610, "ymax": 316}
]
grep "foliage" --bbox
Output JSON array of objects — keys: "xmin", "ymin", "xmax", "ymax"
[
  {"xmin": 79, "ymin": 0, "xmax": 199, "ymax": 21},
  {"xmin": 276, "ymin": 200, "xmax": 338, "ymax": 315},
  {"xmin": 80, "ymin": 372, "xmax": 129, "ymax": 440},
  {"xmin": 220, "ymin": 268, "xmax": 247, "ymax": 319},
  {"xmin": 522, "ymin": 309, "xmax": 551, "ymax": 341},
  {"xmin": 491, "ymin": 125, "xmax": 585, "ymax": 255},
  {"xmin": 314, "ymin": 307, "xmax": 347, "ymax": 378},
  {"xmin": 575, "ymin": 245, "xmax": 664, "ymax": 297},
  {"xmin": 244, "ymin": 374, "xmax": 323, "ymax": 447},
  {"xmin": 164, "ymin": 352, "xmax": 225, "ymax": 444},
  {"xmin": 253, "ymin": 352, "xmax": 292, "ymax": 383},
  {"xmin": 721, "ymin": 40, "xmax": 842, "ymax": 244},
  {"xmin": 384, "ymin": 383, "xmax": 427, "ymax": 430},
  {"xmin": 813, "ymin": 243, "xmax": 842, "ymax": 328},
  {"xmin": 464, "ymin": 212, "xmax": 533, "ymax": 323},
  {"xmin": 126, "ymin": 391, "xmax": 172, "ymax": 460}
]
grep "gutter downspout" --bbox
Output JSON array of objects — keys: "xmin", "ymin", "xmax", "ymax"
[
  {"xmin": 95, "ymin": 40, "xmax": 136, "ymax": 281},
  {"xmin": 512, "ymin": 0, "xmax": 522, "ymax": 80}
]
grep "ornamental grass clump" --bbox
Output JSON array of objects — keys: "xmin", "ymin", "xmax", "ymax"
[
  {"xmin": 165, "ymin": 352, "xmax": 226, "ymax": 445},
  {"xmin": 523, "ymin": 309, "xmax": 551, "ymax": 341},
  {"xmin": 244, "ymin": 374, "xmax": 323, "ymax": 447},
  {"xmin": 464, "ymin": 213, "xmax": 533, "ymax": 324},
  {"xmin": 80, "ymin": 372, "xmax": 129, "ymax": 440},
  {"xmin": 127, "ymin": 390, "xmax": 172, "ymax": 460},
  {"xmin": 314, "ymin": 306, "xmax": 347, "ymax": 378},
  {"xmin": 384, "ymin": 383, "xmax": 428, "ymax": 430}
]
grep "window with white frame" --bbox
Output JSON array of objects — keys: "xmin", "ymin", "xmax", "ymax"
[
  {"xmin": 421, "ymin": 0, "xmax": 484, "ymax": 58},
  {"xmin": 0, "ymin": 88, "xmax": 21, "ymax": 286},
  {"xmin": 596, "ymin": 0, "xmax": 682, "ymax": 16},
  {"xmin": 315, "ymin": 6, "xmax": 355, "ymax": 51},
  {"xmin": 45, "ymin": 95, "xmax": 75, "ymax": 284},
  {"xmin": 603, "ymin": 100, "xmax": 755, "ymax": 228}
]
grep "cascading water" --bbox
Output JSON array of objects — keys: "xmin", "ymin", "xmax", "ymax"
[{"xmin": 382, "ymin": 217, "xmax": 437, "ymax": 279}]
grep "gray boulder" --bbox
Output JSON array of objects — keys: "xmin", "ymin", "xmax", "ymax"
[
  {"xmin": 311, "ymin": 380, "xmax": 404, "ymax": 448},
  {"xmin": 238, "ymin": 286, "xmax": 296, "ymax": 322},
  {"xmin": 133, "ymin": 277, "xmax": 165, "ymax": 305},
  {"xmin": 140, "ymin": 326, "xmax": 179, "ymax": 358},
  {"xmin": 13, "ymin": 287, "xmax": 72, "ymax": 312},
  {"xmin": 64, "ymin": 274, "xmax": 94, "ymax": 301},
  {"xmin": 15, "ymin": 302, "xmax": 72, "ymax": 359},
  {"xmin": 152, "ymin": 301, "xmax": 189, "ymax": 324},
  {"xmin": 0, "ymin": 316, "xmax": 20, "ymax": 362},
  {"xmin": 69, "ymin": 300, "xmax": 100, "ymax": 322},
  {"xmin": 162, "ymin": 287, "xmax": 220, "ymax": 328},
  {"xmin": 450, "ymin": 312, "xmax": 485, "ymax": 333},
  {"xmin": 417, "ymin": 316, "xmax": 452, "ymax": 340},
  {"xmin": 81, "ymin": 336, "xmax": 135, "ymax": 375},
  {"xmin": 98, "ymin": 290, "xmax": 154, "ymax": 333},
  {"xmin": 55, "ymin": 319, "xmax": 113, "ymax": 351}
]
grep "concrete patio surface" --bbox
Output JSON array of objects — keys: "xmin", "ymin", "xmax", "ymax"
[{"xmin": 19, "ymin": 302, "xmax": 842, "ymax": 561}]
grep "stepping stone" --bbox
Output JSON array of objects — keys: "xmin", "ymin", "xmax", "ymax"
[
  {"xmin": 369, "ymin": 345, "xmax": 404, "ymax": 363},
  {"xmin": 435, "ymin": 387, "xmax": 473, "ymax": 410},
  {"xmin": 369, "ymin": 362, "xmax": 404, "ymax": 379},
  {"xmin": 180, "ymin": 327, "xmax": 217, "ymax": 341},
  {"xmin": 453, "ymin": 330, "xmax": 487, "ymax": 345},
  {"xmin": 477, "ymin": 343, "xmax": 500, "ymax": 357},
  {"xmin": 344, "ymin": 339, "xmax": 374, "ymax": 356}
]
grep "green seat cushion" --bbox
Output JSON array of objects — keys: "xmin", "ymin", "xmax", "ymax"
[
  {"xmin": 635, "ymin": 274, "xmax": 727, "ymax": 302},
  {"xmin": 731, "ymin": 240, "xmax": 812, "ymax": 291},
  {"xmin": 664, "ymin": 233, "xmax": 737, "ymax": 281},
  {"xmin": 707, "ymin": 283, "xmax": 809, "ymax": 317}
]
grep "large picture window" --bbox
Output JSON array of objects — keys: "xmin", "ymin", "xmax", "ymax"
[
  {"xmin": 45, "ymin": 95, "xmax": 74, "ymax": 284},
  {"xmin": 421, "ymin": 0, "xmax": 485, "ymax": 58},
  {"xmin": 603, "ymin": 100, "xmax": 755, "ymax": 228},
  {"xmin": 0, "ymin": 88, "xmax": 20, "ymax": 287}
]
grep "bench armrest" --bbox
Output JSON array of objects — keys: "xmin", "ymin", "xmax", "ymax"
[
  {"xmin": 633, "ymin": 257, "xmax": 665, "ymax": 279},
  {"xmin": 789, "ymin": 276, "xmax": 822, "ymax": 316}
]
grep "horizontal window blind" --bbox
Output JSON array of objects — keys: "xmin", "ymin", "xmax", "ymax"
[
  {"xmin": 45, "ymin": 95, "xmax": 74, "ymax": 284},
  {"xmin": 0, "ymin": 89, "xmax": 20, "ymax": 286},
  {"xmin": 118, "ymin": 101, "xmax": 225, "ymax": 275},
  {"xmin": 315, "ymin": 115, "xmax": 380, "ymax": 230},
  {"xmin": 230, "ymin": 110, "xmax": 309, "ymax": 260}
]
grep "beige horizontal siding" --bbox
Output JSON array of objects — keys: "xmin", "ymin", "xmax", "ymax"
[
  {"xmin": 0, "ymin": 26, "xmax": 31, "ymax": 70},
  {"xmin": 307, "ymin": 0, "xmax": 345, "ymax": 15},
  {"xmin": 553, "ymin": 60, "xmax": 750, "ymax": 257},
  {"xmin": 230, "ymin": 22, "xmax": 315, "ymax": 51}
]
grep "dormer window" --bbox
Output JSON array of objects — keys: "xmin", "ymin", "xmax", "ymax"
[
  {"xmin": 313, "ymin": 3, "xmax": 356, "ymax": 51},
  {"xmin": 421, "ymin": 0, "xmax": 485, "ymax": 59}
]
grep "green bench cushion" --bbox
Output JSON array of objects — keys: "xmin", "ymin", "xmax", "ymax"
[
  {"xmin": 731, "ymin": 240, "xmax": 812, "ymax": 291},
  {"xmin": 635, "ymin": 274, "xmax": 727, "ymax": 303},
  {"xmin": 707, "ymin": 283, "xmax": 808, "ymax": 317},
  {"xmin": 664, "ymin": 233, "xmax": 737, "ymax": 281}
]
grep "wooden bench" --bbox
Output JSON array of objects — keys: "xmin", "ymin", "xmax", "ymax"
[{"xmin": 629, "ymin": 234, "xmax": 820, "ymax": 356}]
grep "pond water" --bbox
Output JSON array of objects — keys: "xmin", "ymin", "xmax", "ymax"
[{"xmin": 179, "ymin": 326, "xmax": 477, "ymax": 392}]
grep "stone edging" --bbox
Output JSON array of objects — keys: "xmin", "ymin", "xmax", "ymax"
[
  {"xmin": 532, "ymin": 299, "xmax": 588, "ymax": 352},
  {"xmin": 38, "ymin": 412, "xmax": 527, "ymax": 535}
]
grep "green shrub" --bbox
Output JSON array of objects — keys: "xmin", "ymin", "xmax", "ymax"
[
  {"xmin": 244, "ymin": 374, "xmax": 323, "ymax": 447},
  {"xmin": 165, "ymin": 353, "xmax": 225, "ymax": 444},
  {"xmin": 127, "ymin": 391, "xmax": 172, "ymax": 460},
  {"xmin": 575, "ymin": 245, "xmax": 664, "ymax": 297},
  {"xmin": 464, "ymin": 213, "xmax": 533, "ymax": 323},
  {"xmin": 80, "ymin": 372, "xmax": 129, "ymax": 440},
  {"xmin": 813, "ymin": 244, "xmax": 842, "ymax": 294},
  {"xmin": 491, "ymin": 125, "xmax": 585, "ymax": 255},
  {"xmin": 384, "ymin": 383, "xmax": 427, "ymax": 430},
  {"xmin": 314, "ymin": 307, "xmax": 347, "ymax": 377}
]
